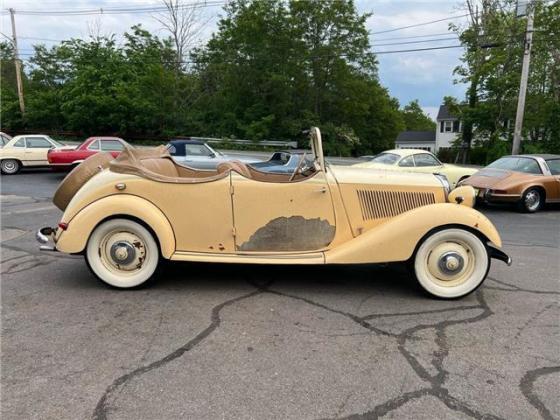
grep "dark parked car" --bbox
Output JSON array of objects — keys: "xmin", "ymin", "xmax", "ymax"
[{"xmin": 250, "ymin": 150, "xmax": 314, "ymax": 174}]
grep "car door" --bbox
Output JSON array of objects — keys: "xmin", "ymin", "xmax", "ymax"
[
  {"xmin": 24, "ymin": 136, "xmax": 54, "ymax": 165},
  {"xmin": 9, "ymin": 137, "xmax": 27, "ymax": 161},
  {"xmin": 544, "ymin": 158, "xmax": 560, "ymax": 200},
  {"xmin": 230, "ymin": 170, "xmax": 336, "ymax": 252},
  {"xmin": 182, "ymin": 143, "xmax": 218, "ymax": 169}
]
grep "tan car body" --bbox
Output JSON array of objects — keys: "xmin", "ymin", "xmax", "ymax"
[{"xmin": 50, "ymin": 144, "xmax": 502, "ymax": 266}]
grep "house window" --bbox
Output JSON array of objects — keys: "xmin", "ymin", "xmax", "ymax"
[{"xmin": 444, "ymin": 121, "xmax": 453, "ymax": 132}]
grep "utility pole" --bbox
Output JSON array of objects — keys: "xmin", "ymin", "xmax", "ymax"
[
  {"xmin": 9, "ymin": 8, "xmax": 25, "ymax": 115},
  {"xmin": 512, "ymin": 2, "xmax": 534, "ymax": 155}
]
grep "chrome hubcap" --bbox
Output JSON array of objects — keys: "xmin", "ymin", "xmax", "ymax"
[
  {"xmin": 525, "ymin": 191, "xmax": 540, "ymax": 210},
  {"xmin": 3, "ymin": 161, "xmax": 16, "ymax": 172},
  {"xmin": 426, "ymin": 241, "xmax": 473, "ymax": 287},
  {"xmin": 110, "ymin": 241, "xmax": 136, "ymax": 265},
  {"xmin": 100, "ymin": 231, "xmax": 147, "ymax": 272},
  {"xmin": 438, "ymin": 251, "xmax": 465, "ymax": 275}
]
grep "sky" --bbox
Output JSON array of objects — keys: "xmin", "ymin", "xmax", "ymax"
[{"xmin": 0, "ymin": 0, "xmax": 472, "ymax": 121}]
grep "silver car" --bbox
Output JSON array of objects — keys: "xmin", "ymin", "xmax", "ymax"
[{"xmin": 167, "ymin": 139, "xmax": 260, "ymax": 169}]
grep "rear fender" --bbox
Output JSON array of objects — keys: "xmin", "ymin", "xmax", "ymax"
[
  {"xmin": 325, "ymin": 203, "xmax": 502, "ymax": 264},
  {"xmin": 55, "ymin": 194, "xmax": 175, "ymax": 258}
]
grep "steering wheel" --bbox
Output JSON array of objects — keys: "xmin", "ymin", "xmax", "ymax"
[{"xmin": 289, "ymin": 153, "xmax": 313, "ymax": 181}]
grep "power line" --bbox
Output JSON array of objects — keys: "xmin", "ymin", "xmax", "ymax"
[
  {"xmin": 372, "ymin": 37, "xmax": 457, "ymax": 47},
  {"xmin": 19, "ymin": 36, "xmax": 66, "ymax": 42},
  {"xmin": 373, "ymin": 45, "xmax": 463, "ymax": 54},
  {"xmin": 373, "ymin": 32, "xmax": 456, "ymax": 42},
  {"xmin": 371, "ymin": 13, "xmax": 471, "ymax": 35},
  {"xmin": 1, "ymin": 0, "xmax": 225, "ymax": 16}
]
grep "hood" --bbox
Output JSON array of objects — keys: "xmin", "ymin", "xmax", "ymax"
[
  {"xmin": 443, "ymin": 163, "xmax": 478, "ymax": 175},
  {"xmin": 352, "ymin": 162, "xmax": 394, "ymax": 170},
  {"xmin": 330, "ymin": 165, "xmax": 442, "ymax": 188},
  {"xmin": 462, "ymin": 168, "xmax": 533, "ymax": 189}
]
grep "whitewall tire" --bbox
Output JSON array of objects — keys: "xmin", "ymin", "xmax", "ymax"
[
  {"xmin": 413, "ymin": 228, "xmax": 489, "ymax": 299},
  {"xmin": 86, "ymin": 219, "xmax": 160, "ymax": 288}
]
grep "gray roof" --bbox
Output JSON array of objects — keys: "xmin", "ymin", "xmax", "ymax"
[
  {"xmin": 395, "ymin": 131, "xmax": 435, "ymax": 143},
  {"xmin": 436, "ymin": 105, "xmax": 459, "ymax": 121}
]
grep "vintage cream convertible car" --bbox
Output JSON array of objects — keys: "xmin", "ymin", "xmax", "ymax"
[{"xmin": 37, "ymin": 128, "xmax": 510, "ymax": 298}]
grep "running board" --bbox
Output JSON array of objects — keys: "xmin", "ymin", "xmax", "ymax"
[{"xmin": 171, "ymin": 251, "xmax": 325, "ymax": 265}]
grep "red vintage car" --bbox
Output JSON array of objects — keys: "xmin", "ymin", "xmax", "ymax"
[{"xmin": 48, "ymin": 137, "xmax": 129, "ymax": 170}]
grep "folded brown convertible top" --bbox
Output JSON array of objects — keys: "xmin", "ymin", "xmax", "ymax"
[{"xmin": 109, "ymin": 145, "xmax": 229, "ymax": 183}]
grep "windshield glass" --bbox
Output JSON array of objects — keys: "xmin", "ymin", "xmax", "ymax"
[
  {"xmin": 369, "ymin": 153, "xmax": 400, "ymax": 165},
  {"xmin": 487, "ymin": 157, "xmax": 542, "ymax": 174},
  {"xmin": 185, "ymin": 143, "xmax": 214, "ymax": 157}
]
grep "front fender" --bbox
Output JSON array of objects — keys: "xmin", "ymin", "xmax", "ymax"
[
  {"xmin": 55, "ymin": 194, "xmax": 176, "ymax": 258},
  {"xmin": 325, "ymin": 203, "xmax": 502, "ymax": 264}
]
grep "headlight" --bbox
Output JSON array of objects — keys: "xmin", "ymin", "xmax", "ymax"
[{"xmin": 434, "ymin": 173, "xmax": 451, "ymax": 195}]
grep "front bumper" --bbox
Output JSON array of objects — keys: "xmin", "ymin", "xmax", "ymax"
[
  {"xmin": 475, "ymin": 188, "xmax": 521, "ymax": 204},
  {"xmin": 36, "ymin": 227, "xmax": 58, "ymax": 251},
  {"xmin": 488, "ymin": 245, "xmax": 512, "ymax": 266}
]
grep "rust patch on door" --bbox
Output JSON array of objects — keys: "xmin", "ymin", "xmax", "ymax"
[{"xmin": 238, "ymin": 216, "xmax": 335, "ymax": 251}]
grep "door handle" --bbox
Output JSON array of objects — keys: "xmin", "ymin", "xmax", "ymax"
[{"xmin": 315, "ymin": 187, "xmax": 327, "ymax": 193}]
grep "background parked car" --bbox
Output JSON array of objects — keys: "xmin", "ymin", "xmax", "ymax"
[
  {"xmin": 353, "ymin": 149, "xmax": 477, "ymax": 187},
  {"xmin": 0, "ymin": 132, "xmax": 12, "ymax": 148},
  {"xmin": 459, "ymin": 154, "xmax": 560, "ymax": 212},
  {"xmin": 167, "ymin": 139, "xmax": 260, "ymax": 169},
  {"xmin": 249, "ymin": 150, "xmax": 313, "ymax": 174},
  {"xmin": 0, "ymin": 134, "xmax": 72, "ymax": 174},
  {"xmin": 48, "ymin": 136, "xmax": 129, "ymax": 171}
]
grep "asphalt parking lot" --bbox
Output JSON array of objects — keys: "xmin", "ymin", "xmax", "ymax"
[{"xmin": 1, "ymin": 170, "xmax": 559, "ymax": 420}]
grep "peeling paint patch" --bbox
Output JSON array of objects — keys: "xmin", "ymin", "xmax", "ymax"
[{"xmin": 238, "ymin": 216, "xmax": 335, "ymax": 252}]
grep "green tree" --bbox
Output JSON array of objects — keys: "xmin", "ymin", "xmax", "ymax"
[
  {"xmin": 452, "ymin": 0, "xmax": 560, "ymax": 157},
  {"xmin": 401, "ymin": 100, "xmax": 436, "ymax": 131}
]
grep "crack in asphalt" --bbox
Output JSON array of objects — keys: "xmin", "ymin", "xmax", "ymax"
[
  {"xmin": 253, "ymin": 282, "xmax": 503, "ymax": 419},
  {"xmin": 90, "ymin": 276, "xmax": 556, "ymax": 420},
  {"xmin": 519, "ymin": 366, "xmax": 560, "ymax": 420},
  {"xmin": 360, "ymin": 305, "xmax": 480, "ymax": 321},
  {"xmin": 488, "ymin": 277, "xmax": 560, "ymax": 295},
  {"xmin": 320, "ymin": 289, "xmax": 504, "ymax": 420},
  {"xmin": 92, "ymin": 289, "xmax": 264, "ymax": 420}
]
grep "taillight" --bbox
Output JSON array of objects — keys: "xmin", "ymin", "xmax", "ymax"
[{"xmin": 58, "ymin": 222, "xmax": 68, "ymax": 231}]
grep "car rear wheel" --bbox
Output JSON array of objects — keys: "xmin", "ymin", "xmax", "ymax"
[
  {"xmin": 86, "ymin": 219, "xmax": 160, "ymax": 288},
  {"xmin": 413, "ymin": 228, "xmax": 490, "ymax": 299},
  {"xmin": 1, "ymin": 159, "xmax": 21, "ymax": 175},
  {"xmin": 518, "ymin": 188, "xmax": 543, "ymax": 213}
]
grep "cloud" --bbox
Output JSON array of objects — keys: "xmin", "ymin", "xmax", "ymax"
[{"xmin": 2, "ymin": 0, "xmax": 468, "ymax": 109}]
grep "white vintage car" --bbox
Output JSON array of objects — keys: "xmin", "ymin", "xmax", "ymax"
[{"xmin": 0, "ymin": 134, "xmax": 72, "ymax": 174}]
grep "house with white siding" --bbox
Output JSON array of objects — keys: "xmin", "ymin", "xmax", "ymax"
[{"xmin": 395, "ymin": 105, "xmax": 461, "ymax": 153}]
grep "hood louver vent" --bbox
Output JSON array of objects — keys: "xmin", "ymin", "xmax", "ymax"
[{"xmin": 357, "ymin": 189, "xmax": 436, "ymax": 220}]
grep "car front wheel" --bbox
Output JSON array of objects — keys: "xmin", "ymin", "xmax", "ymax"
[
  {"xmin": 518, "ymin": 188, "xmax": 543, "ymax": 213},
  {"xmin": 413, "ymin": 228, "xmax": 490, "ymax": 299},
  {"xmin": 86, "ymin": 218, "xmax": 160, "ymax": 288},
  {"xmin": 1, "ymin": 159, "xmax": 21, "ymax": 174}
]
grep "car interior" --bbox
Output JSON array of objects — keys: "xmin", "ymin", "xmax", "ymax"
[{"xmin": 110, "ymin": 146, "xmax": 318, "ymax": 184}]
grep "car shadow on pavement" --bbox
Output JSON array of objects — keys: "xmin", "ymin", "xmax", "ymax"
[
  {"xmin": 59, "ymin": 257, "xmax": 422, "ymax": 298},
  {"xmin": 154, "ymin": 261, "xmax": 423, "ymax": 298}
]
